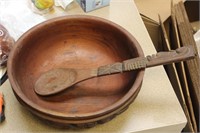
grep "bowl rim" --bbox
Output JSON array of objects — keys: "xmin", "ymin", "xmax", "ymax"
[{"xmin": 7, "ymin": 15, "xmax": 145, "ymax": 120}]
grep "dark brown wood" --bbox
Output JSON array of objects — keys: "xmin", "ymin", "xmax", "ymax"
[
  {"xmin": 145, "ymin": 46, "xmax": 195, "ymax": 67},
  {"xmin": 7, "ymin": 15, "xmax": 145, "ymax": 128},
  {"xmin": 35, "ymin": 46, "xmax": 195, "ymax": 96},
  {"xmin": 175, "ymin": 2, "xmax": 200, "ymax": 131},
  {"xmin": 159, "ymin": 10, "xmax": 195, "ymax": 132},
  {"xmin": 171, "ymin": 3, "xmax": 197, "ymax": 132},
  {"xmin": 99, "ymin": 46, "xmax": 195, "ymax": 75},
  {"xmin": 35, "ymin": 68, "xmax": 98, "ymax": 96}
]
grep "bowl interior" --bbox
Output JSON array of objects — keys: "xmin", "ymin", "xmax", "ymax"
[{"xmin": 9, "ymin": 16, "xmax": 143, "ymax": 118}]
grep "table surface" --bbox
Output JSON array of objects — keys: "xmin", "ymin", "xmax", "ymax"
[{"xmin": 0, "ymin": 0, "xmax": 187, "ymax": 132}]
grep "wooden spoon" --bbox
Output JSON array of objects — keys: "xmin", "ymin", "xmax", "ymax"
[{"xmin": 34, "ymin": 46, "xmax": 196, "ymax": 96}]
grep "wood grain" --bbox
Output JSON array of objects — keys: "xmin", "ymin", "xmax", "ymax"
[
  {"xmin": 7, "ymin": 15, "xmax": 145, "ymax": 127},
  {"xmin": 174, "ymin": 1, "xmax": 200, "ymax": 132}
]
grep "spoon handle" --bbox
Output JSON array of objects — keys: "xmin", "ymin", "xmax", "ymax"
[{"xmin": 98, "ymin": 46, "xmax": 196, "ymax": 76}]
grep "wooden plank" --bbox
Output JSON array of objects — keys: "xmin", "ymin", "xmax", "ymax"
[
  {"xmin": 175, "ymin": 1, "xmax": 200, "ymax": 132},
  {"xmin": 171, "ymin": 3, "xmax": 197, "ymax": 132},
  {"xmin": 159, "ymin": 14, "xmax": 194, "ymax": 132}
]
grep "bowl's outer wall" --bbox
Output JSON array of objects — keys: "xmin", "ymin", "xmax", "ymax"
[{"xmin": 7, "ymin": 15, "xmax": 145, "ymax": 126}]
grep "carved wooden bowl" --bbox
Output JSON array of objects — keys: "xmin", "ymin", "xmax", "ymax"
[{"xmin": 7, "ymin": 15, "xmax": 145, "ymax": 128}]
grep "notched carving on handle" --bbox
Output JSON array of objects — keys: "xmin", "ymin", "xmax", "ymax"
[
  {"xmin": 123, "ymin": 57, "xmax": 147, "ymax": 71},
  {"xmin": 146, "ymin": 46, "xmax": 196, "ymax": 67},
  {"xmin": 98, "ymin": 62, "xmax": 122, "ymax": 76},
  {"xmin": 97, "ymin": 46, "xmax": 195, "ymax": 76}
]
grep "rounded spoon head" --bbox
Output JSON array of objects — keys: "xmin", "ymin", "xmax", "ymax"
[{"xmin": 34, "ymin": 68, "xmax": 77, "ymax": 96}]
